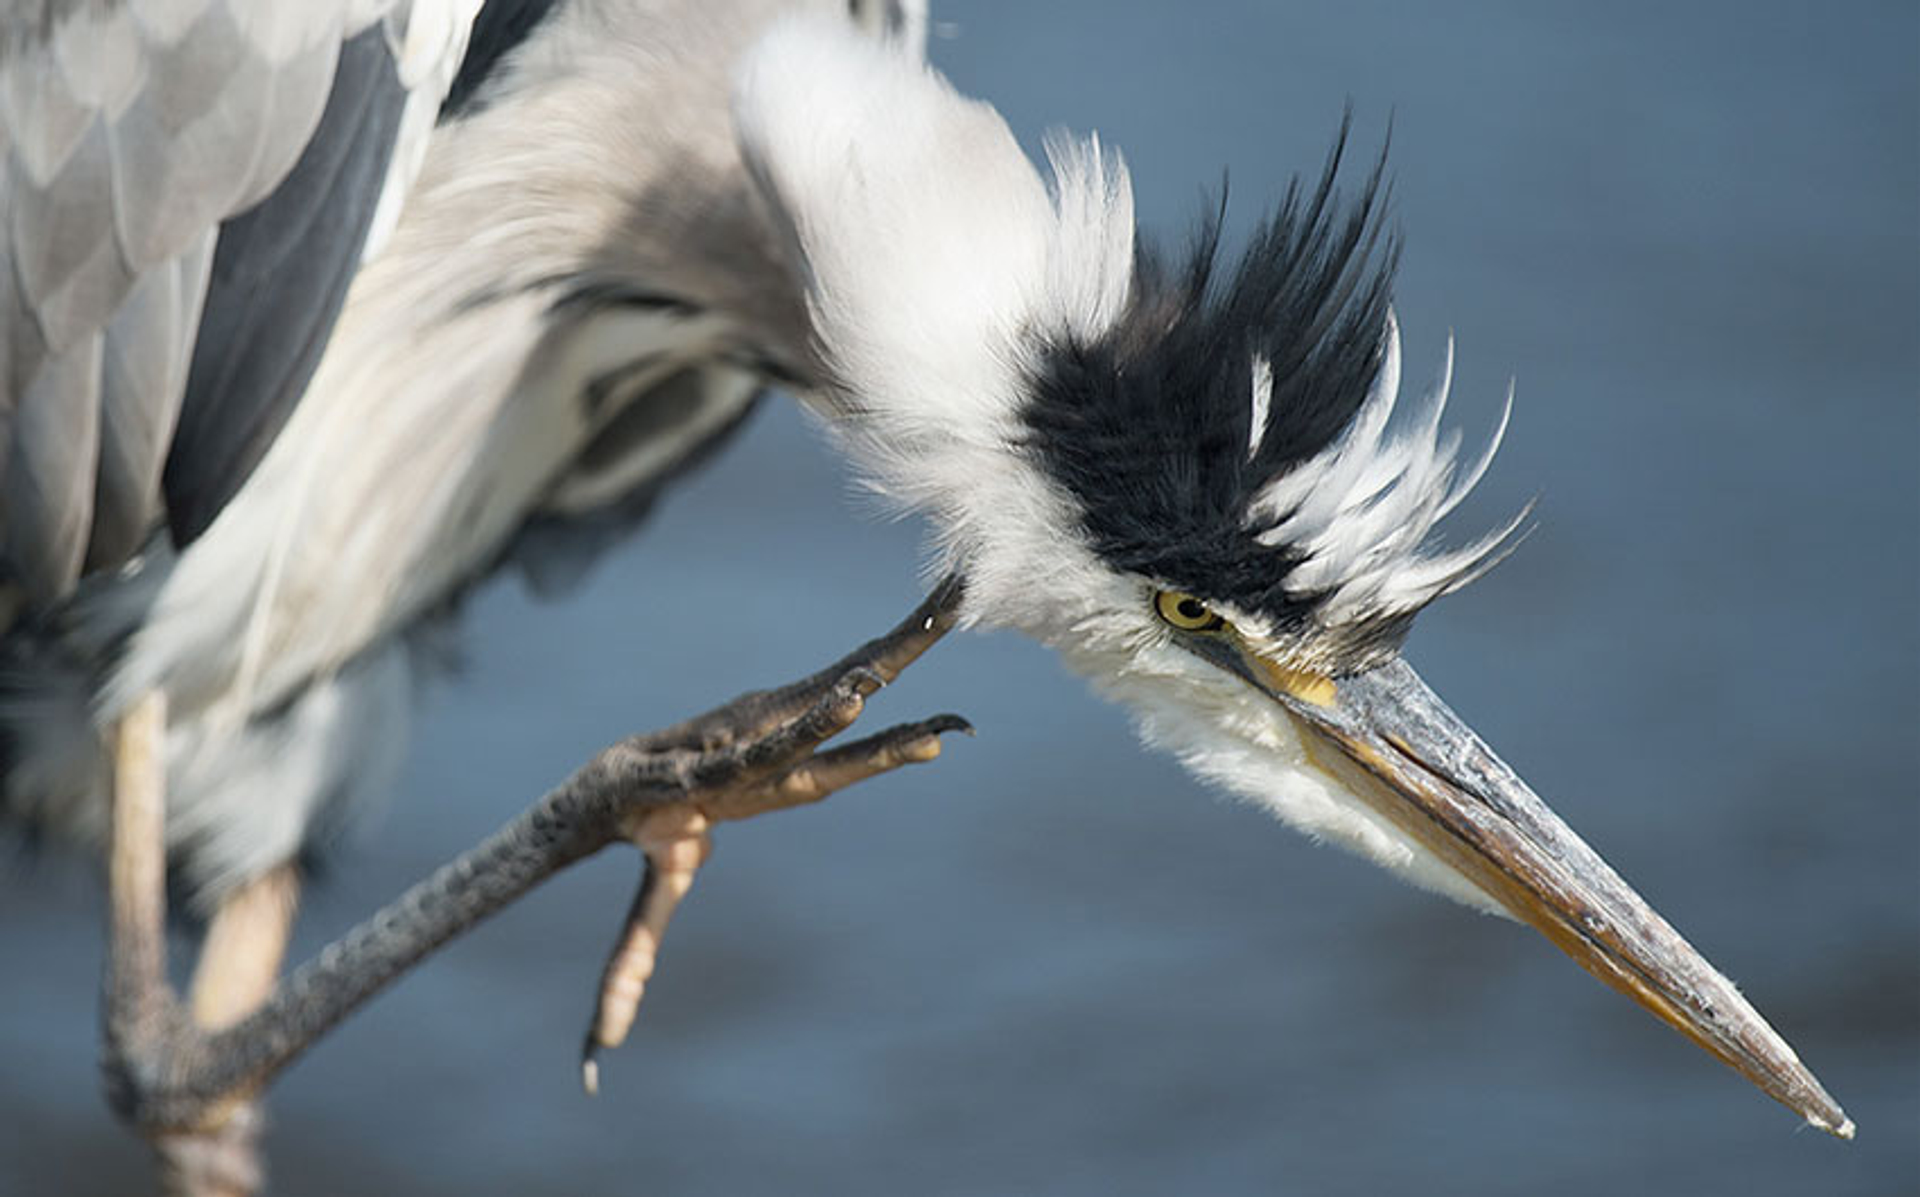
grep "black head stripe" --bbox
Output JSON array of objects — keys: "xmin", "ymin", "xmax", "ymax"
[{"xmin": 1022, "ymin": 121, "xmax": 1397, "ymax": 635}]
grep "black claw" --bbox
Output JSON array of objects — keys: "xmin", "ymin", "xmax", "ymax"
[{"xmin": 921, "ymin": 713, "xmax": 974, "ymax": 737}]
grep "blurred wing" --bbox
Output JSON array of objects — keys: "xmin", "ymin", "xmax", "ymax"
[
  {"xmin": 440, "ymin": 0, "xmax": 562, "ymax": 117},
  {"xmin": 159, "ymin": 21, "xmax": 411, "ymax": 546},
  {"xmin": 0, "ymin": 0, "xmax": 478, "ymax": 614}
]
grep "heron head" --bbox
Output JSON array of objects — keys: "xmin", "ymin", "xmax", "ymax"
[{"xmin": 734, "ymin": 17, "xmax": 1850, "ymax": 1137}]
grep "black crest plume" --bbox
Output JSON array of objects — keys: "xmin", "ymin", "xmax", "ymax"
[{"xmin": 1022, "ymin": 119, "xmax": 1398, "ymax": 633}]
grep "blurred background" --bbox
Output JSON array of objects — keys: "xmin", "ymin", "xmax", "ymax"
[{"xmin": 3, "ymin": 2, "xmax": 1915, "ymax": 1193}]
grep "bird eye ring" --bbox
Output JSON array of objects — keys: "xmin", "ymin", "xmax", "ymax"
[{"xmin": 1154, "ymin": 590, "xmax": 1226, "ymax": 632}]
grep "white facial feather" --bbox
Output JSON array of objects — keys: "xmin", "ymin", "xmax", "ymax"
[
  {"xmin": 1251, "ymin": 314, "xmax": 1524, "ymax": 630},
  {"xmin": 1248, "ymin": 355, "xmax": 1274, "ymax": 460}
]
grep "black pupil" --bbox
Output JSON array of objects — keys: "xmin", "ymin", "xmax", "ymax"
[{"xmin": 1177, "ymin": 598, "xmax": 1208, "ymax": 622}]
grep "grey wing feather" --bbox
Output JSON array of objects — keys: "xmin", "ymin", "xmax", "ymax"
[
  {"xmin": 0, "ymin": 1, "xmax": 454, "ymax": 617},
  {"xmin": 99, "ymin": 10, "xmax": 342, "ymax": 271},
  {"xmin": 89, "ymin": 233, "xmax": 214, "ymax": 571},
  {"xmin": 163, "ymin": 21, "xmax": 409, "ymax": 544},
  {"xmin": 5, "ymin": 329, "xmax": 100, "ymax": 603}
]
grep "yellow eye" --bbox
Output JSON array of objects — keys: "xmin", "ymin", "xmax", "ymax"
[{"xmin": 1154, "ymin": 590, "xmax": 1226, "ymax": 632}]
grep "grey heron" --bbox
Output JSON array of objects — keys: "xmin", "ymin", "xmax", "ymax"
[{"xmin": 0, "ymin": 0, "xmax": 1856, "ymax": 1189}]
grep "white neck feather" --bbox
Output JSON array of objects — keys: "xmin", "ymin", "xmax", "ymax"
[{"xmin": 734, "ymin": 18, "xmax": 1134, "ymax": 626}]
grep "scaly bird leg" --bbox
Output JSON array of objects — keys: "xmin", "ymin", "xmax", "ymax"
[
  {"xmin": 105, "ymin": 691, "xmax": 174, "ymax": 1091},
  {"xmin": 105, "ymin": 690, "xmax": 306, "ymax": 1196},
  {"xmin": 105, "ymin": 577, "xmax": 969, "ymax": 1144}
]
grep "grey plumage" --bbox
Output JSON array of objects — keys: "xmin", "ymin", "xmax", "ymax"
[
  {"xmin": 0, "ymin": 1, "xmax": 429, "ymax": 616},
  {"xmin": 164, "ymin": 21, "xmax": 410, "ymax": 545},
  {"xmin": 2, "ymin": 0, "xmax": 924, "ymax": 904},
  {"xmin": 0, "ymin": 0, "xmax": 476, "ymax": 900},
  {"xmin": 88, "ymin": 239, "xmax": 213, "ymax": 571}
]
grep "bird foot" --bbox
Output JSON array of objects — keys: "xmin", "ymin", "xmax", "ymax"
[{"xmin": 581, "ymin": 578, "xmax": 971, "ymax": 1090}]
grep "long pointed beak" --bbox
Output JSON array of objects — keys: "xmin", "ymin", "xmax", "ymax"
[{"xmin": 1210, "ymin": 644, "xmax": 1852, "ymax": 1138}]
